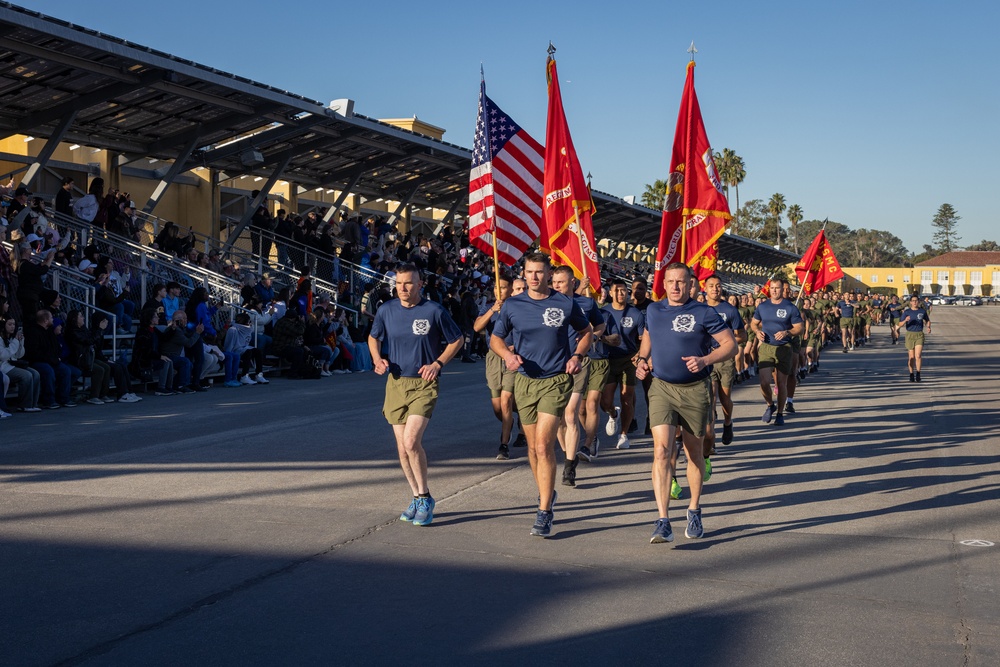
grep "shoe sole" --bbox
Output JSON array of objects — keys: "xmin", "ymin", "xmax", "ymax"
[
  {"xmin": 529, "ymin": 528, "xmax": 551, "ymax": 538},
  {"xmin": 650, "ymin": 533, "xmax": 674, "ymax": 544},
  {"xmin": 685, "ymin": 529, "xmax": 704, "ymax": 539},
  {"xmin": 576, "ymin": 451, "xmax": 593, "ymax": 462},
  {"xmin": 412, "ymin": 517, "xmax": 433, "ymax": 526}
]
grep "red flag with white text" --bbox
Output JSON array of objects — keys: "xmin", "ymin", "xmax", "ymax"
[
  {"xmin": 652, "ymin": 61, "xmax": 731, "ymax": 299},
  {"xmin": 795, "ymin": 229, "xmax": 844, "ymax": 295}
]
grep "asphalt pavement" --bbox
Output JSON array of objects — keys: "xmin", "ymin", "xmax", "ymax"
[{"xmin": 2, "ymin": 306, "xmax": 998, "ymax": 666}]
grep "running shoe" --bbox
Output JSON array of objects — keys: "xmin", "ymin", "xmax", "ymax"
[
  {"xmin": 255, "ymin": 373, "xmax": 269, "ymax": 384},
  {"xmin": 616, "ymin": 433, "xmax": 631, "ymax": 450},
  {"xmin": 223, "ymin": 380, "xmax": 241, "ymax": 388},
  {"xmin": 592, "ymin": 439, "xmax": 600, "ymax": 460},
  {"xmin": 843, "ymin": 347, "xmax": 849, "ymax": 353},
  {"xmin": 605, "ymin": 408, "xmax": 620, "ymax": 436},
  {"xmin": 23, "ymin": 407, "xmax": 42, "ymax": 413},
  {"xmin": 774, "ymin": 414, "xmax": 785, "ymax": 426},
  {"xmin": 909, "ymin": 373, "xmax": 915, "ymax": 382},
  {"xmin": 722, "ymin": 423, "xmax": 734, "ymax": 445},
  {"xmin": 704, "ymin": 458, "xmax": 712, "ymax": 482},
  {"xmin": 670, "ymin": 478, "xmax": 683, "ymax": 500},
  {"xmin": 62, "ymin": 401, "xmax": 77, "ymax": 408},
  {"xmin": 412, "ymin": 496, "xmax": 435, "ymax": 526},
  {"xmin": 650, "ymin": 518, "xmax": 674, "ymax": 544},
  {"xmin": 0, "ymin": 411, "xmax": 11, "ymax": 419},
  {"xmin": 561, "ymin": 460, "xmax": 577, "ymax": 487},
  {"xmin": 786, "ymin": 402, "xmax": 796, "ymax": 414},
  {"xmin": 529, "ymin": 510, "xmax": 553, "ymax": 537},
  {"xmin": 762, "ymin": 405, "xmax": 775, "ymax": 423},
  {"xmin": 177, "ymin": 386, "xmax": 195, "ymax": 394},
  {"xmin": 154, "ymin": 389, "xmax": 175, "ymax": 396},
  {"xmin": 513, "ymin": 433, "xmax": 527, "ymax": 448},
  {"xmin": 915, "ymin": 372, "xmax": 922, "ymax": 383},
  {"xmin": 120, "ymin": 393, "xmax": 142, "ymax": 403},
  {"xmin": 44, "ymin": 404, "xmax": 60, "ymax": 410},
  {"xmin": 576, "ymin": 446, "xmax": 594, "ymax": 462},
  {"xmin": 685, "ymin": 508, "xmax": 704, "ymax": 539},
  {"xmin": 240, "ymin": 374, "xmax": 256, "ymax": 385},
  {"xmin": 400, "ymin": 497, "xmax": 418, "ymax": 522},
  {"xmin": 86, "ymin": 398, "xmax": 105, "ymax": 405},
  {"xmin": 497, "ymin": 443, "xmax": 510, "ymax": 461}
]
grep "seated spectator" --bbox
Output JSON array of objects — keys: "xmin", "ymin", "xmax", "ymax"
[
  {"xmin": 186, "ymin": 287, "xmax": 217, "ymax": 339},
  {"xmin": 224, "ymin": 312, "xmax": 267, "ymax": 385},
  {"xmin": 271, "ymin": 304, "xmax": 309, "ymax": 377},
  {"xmin": 159, "ymin": 310, "xmax": 205, "ymax": 394},
  {"xmin": 103, "ymin": 258, "xmax": 136, "ymax": 330},
  {"xmin": 131, "ymin": 309, "xmax": 174, "ymax": 396},
  {"xmin": 91, "ymin": 313, "xmax": 140, "ymax": 403},
  {"xmin": 142, "ymin": 283, "xmax": 167, "ymax": 319},
  {"xmin": 304, "ymin": 307, "xmax": 337, "ymax": 377},
  {"xmin": 1, "ymin": 315, "xmax": 41, "ymax": 412},
  {"xmin": 254, "ymin": 273, "xmax": 275, "ymax": 304},
  {"xmin": 162, "ymin": 282, "xmax": 183, "ymax": 321},
  {"xmin": 201, "ymin": 333, "xmax": 238, "ymax": 387},
  {"xmin": 23, "ymin": 309, "xmax": 76, "ymax": 409},
  {"xmin": 15, "ymin": 242, "xmax": 55, "ymax": 319},
  {"xmin": 94, "ymin": 268, "xmax": 132, "ymax": 333}
]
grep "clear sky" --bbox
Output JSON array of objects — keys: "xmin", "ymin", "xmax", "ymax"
[{"xmin": 25, "ymin": 0, "xmax": 1000, "ymax": 253}]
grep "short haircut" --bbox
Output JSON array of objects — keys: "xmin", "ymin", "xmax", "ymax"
[
  {"xmin": 166, "ymin": 281, "xmax": 181, "ymax": 291},
  {"xmin": 395, "ymin": 263, "xmax": 420, "ymax": 278},
  {"xmin": 665, "ymin": 262, "xmax": 693, "ymax": 279},
  {"xmin": 611, "ymin": 278, "xmax": 627, "ymax": 288},
  {"xmin": 703, "ymin": 274, "xmax": 722, "ymax": 284},
  {"xmin": 36, "ymin": 309, "xmax": 52, "ymax": 324},
  {"xmin": 523, "ymin": 251, "xmax": 551, "ymax": 267},
  {"xmin": 552, "ymin": 265, "xmax": 576, "ymax": 279},
  {"xmin": 496, "ymin": 272, "xmax": 513, "ymax": 285},
  {"xmin": 632, "ymin": 277, "xmax": 648, "ymax": 287}
]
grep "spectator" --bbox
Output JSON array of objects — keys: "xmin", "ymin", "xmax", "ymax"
[
  {"xmin": 15, "ymin": 242, "xmax": 55, "ymax": 319},
  {"xmin": 8, "ymin": 186, "xmax": 31, "ymax": 228},
  {"xmin": 293, "ymin": 278, "xmax": 313, "ymax": 317},
  {"xmin": 201, "ymin": 333, "xmax": 238, "ymax": 387},
  {"xmin": 0, "ymin": 226, "xmax": 21, "ymax": 321},
  {"xmin": 274, "ymin": 209, "xmax": 294, "ymax": 267},
  {"xmin": 64, "ymin": 309, "xmax": 111, "ymax": 405},
  {"xmin": 94, "ymin": 268, "xmax": 131, "ymax": 333},
  {"xmin": 271, "ymin": 305, "xmax": 308, "ymax": 377},
  {"xmin": 141, "ymin": 283, "xmax": 167, "ymax": 319},
  {"xmin": 0, "ymin": 315, "xmax": 41, "ymax": 411},
  {"xmin": 303, "ymin": 307, "xmax": 336, "ymax": 376},
  {"xmin": 131, "ymin": 309, "xmax": 174, "ymax": 396},
  {"xmin": 224, "ymin": 312, "xmax": 267, "ymax": 385},
  {"xmin": 23, "ymin": 309, "xmax": 76, "ymax": 409},
  {"xmin": 103, "ymin": 258, "xmax": 136, "ymax": 330},
  {"xmin": 249, "ymin": 190, "xmax": 275, "ymax": 264},
  {"xmin": 254, "ymin": 273, "xmax": 275, "ymax": 304},
  {"xmin": 162, "ymin": 282, "xmax": 183, "ymax": 320},
  {"xmin": 159, "ymin": 310, "xmax": 205, "ymax": 394},
  {"xmin": 72, "ymin": 178, "xmax": 102, "ymax": 223},
  {"xmin": 185, "ymin": 287, "xmax": 217, "ymax": 339},
  {"xmin": 90, "ymin": 313, "xmax": 140, "ymax": 403}
]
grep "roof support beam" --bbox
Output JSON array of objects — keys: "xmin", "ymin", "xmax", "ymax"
[
  {"xmin": 222, "ymin": 153, "xmax": 293, "ymax": 252},
  {"xmin": 141, "ymin": 134, "xmax": 201, "ymax": 214},
  {"xmin": 19, "ymin": 110, "xmax": 78, "ymax": 190},
  {"xmin": 322, "ymin": 172, "xmax": 362, "ymax": 224},
  {"xmin": 378, "ymin": 167, "xmax": 456, "ymax": 199},
  {"xmin": 386, "ymin": 184, "xmax": 420, "ymax": 227},
  {"xmin": 440, "ymin": 193, "xmax": 466, "ymax": 226},
  {"xmin": 193, "ymin": 115, "xmax": 329, "ymax": 166}
]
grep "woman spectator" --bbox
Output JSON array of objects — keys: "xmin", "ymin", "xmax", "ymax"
[
  {"xmin": 91, "ymin": 313, "xmax": 141, "ymax": 403},
  {"xmin": 303, "ymin": 307, "xmax": 336, "ymax": 377},
  {"xmin": 185, "ymin": 287, "xmax": 217, "ymax": 338},
  {"xmin": 131, "ymin": 309, "xmax": 174, "ymax": 396},
  {"xmin": 94, "ymin": 268, "xmax": 131, "ymax": 334},
  {"xmin": 72, "ymin": 177, "xmax": 103, "ymax": 223},
  {"xmin": 0, "ymin": 226, "xmax": 21, "ymax": 321},
  {"xmin": 0, "ymin": 315, "xmax": 41, "ymax": 411},
  {"xmin": 224, "ymin": 312, "xmax": 267, "ymax": 385},
  {"xmin": 64, "ymin": 309, "xmax": 112, "ymax": 405},
  {"xmin": 292, "ymin": 278, "xmax": 313, "ymax": 318}
]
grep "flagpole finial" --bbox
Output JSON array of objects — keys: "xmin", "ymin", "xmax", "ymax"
[
  {"xmin": 586, "ymin": 171, "xmax": 592, "ymax": 186},
  {"xmin": 548, "ymin": 42, "xmax": 557, "ymax": 57},
  {"xmin": 687, "ymin": 41, "xmax": 698, "ymax": 61}
]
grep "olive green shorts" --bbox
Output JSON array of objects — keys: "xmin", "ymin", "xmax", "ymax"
[
  {"xmin": 806, "ymin": 336, "xmax": 821, "ymax": 349},
  {"xmin": 839, "ymin": 317, "xmax": 854, "ymax": 329},
  {"xmin": 789, "ymin": 336, "xmax": 802, "ymax": 353},
  {"xmin": 571, "ymin": 356, "xmax": 591, "ymax": 394},
  {"xmin": 648, "ymin": 377, "xmax": 711, "ymax": 437},
  {"xmin": 485, "ymin": 350, "xmax": 515, "ymax": 399},
  {"xmin": 513, "ymin": 373, "xmax": 573, "ymax": 425},
  {"xmin": 587, "ymin": 357, "xmax": 610, "ymax": 393},
  {"xmin": 905, "ymin": 332, "xmax": 925, "ymax": 350},
  {"xmin": 757, "ymin": 342, "xmax": 794, "ymax": 375},
  {"xmin": 710, "ymin": 357, "xmax": 736, "ymax": 390},
  {"xmin": 607, "ymin": 355, "xmax": 637, "ymax": 387},
  {"xmin": 383, "ymin": 374, "xmax": 439, "ymax": 425}
]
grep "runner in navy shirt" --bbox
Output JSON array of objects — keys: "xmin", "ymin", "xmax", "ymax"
[
  {"xmin": 602, "ymin": 278, "xmax": 646, "ymax": 450},
  {"xmin": 490, "ymin": 253, "xmax": 592, "ymax": 538},
  {"xmin": 635, "ymin": 263, "xmax": 737, "ymax": 545},
  {"xmin": 704, "ymin": 274, "xmax": 747, "ymax": 459},
  {"xmin": 836, "ymin": 297, "xmax": 857, "ymax": 352},
  {"xmin": 368, "ymin": 265, "xmax": 464, "ymax": 528},
  {"xmin": 750, "ymin": 280, "xmax": 804, "ymax": 425},
  {"xmin": 473, "ymin": 273, "xmax": 517, "ymax": 461},
  {"xmin": 896, "ymin": 295, "xmax": 931, "ymax": 382}
]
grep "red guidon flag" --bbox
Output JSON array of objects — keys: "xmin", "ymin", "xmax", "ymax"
[
  {"xmin": 652, "ymin": 60, "xmax": 731, "ymax": 299},
  {"xmin": 795, "ymin": 229, "xmax": 844, "ymax": 295},
  {"xmin": 468, "ymin": 78, "xmax": 544, "ymax": 266},
  {"xmin": 542, "ymin": 55, "xmax": 601, "ymax": 294}
]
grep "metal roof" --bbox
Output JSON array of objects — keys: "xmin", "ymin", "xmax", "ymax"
[{"xmin": 0, "ymin": 1, "xmax": 798, "ymax": 268}]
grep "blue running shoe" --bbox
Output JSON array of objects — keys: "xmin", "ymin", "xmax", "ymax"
[
  {"xmin": 530, "ymin": 510, "xmax": 553, "ymax": 537},
  {"xmin": 650, "ymin": 518, "xmax": 674, "ymax": 544},
  {"xmin": 762, "ymin": 405, "xmax": 775, "ymax": 423},
  {"xmin": 412, "ymin": 496, "xmax": 435, "ymax": 526},
  {"xmin": 774, "ymin": 414, "xmax": 785, "ymax": 426},
  {"xmin": 685, "ymin": 508, "xmax": 704, "ymax": 539},
  {"xmin": 400, "ymin": 497, "xmax": 418, "ymax": 522}
]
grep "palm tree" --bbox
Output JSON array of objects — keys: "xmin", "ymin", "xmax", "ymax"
[
  {"xmin": 786, "ymin": 204, "xmax": 803, "ymax": 253},
  {"xmin": 714, "ymin": 148, "xmax": 745, "ymax": 227},
  {"xmin": 768, "ymin": 193, "xmax": 786, "ymax": 248},
  {"xmin": 641, "ymin": 179, "xmax": 668, "ymax": 210}
]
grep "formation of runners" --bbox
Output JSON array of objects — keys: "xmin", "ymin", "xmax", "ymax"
[{"xmin": 367, "ymin": 256, "xmax": 933, "ymax": 540}]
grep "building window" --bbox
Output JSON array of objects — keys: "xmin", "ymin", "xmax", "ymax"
[
  {"xmin": 921, "ymin": 271, "xmax": 932, "ymax": 282},
  {"xmin": 904, "ymin": 275, "xmax": 911, "ymax": 283},
  {"xmin": 887, "ymin": 275, "xmax": 895, "ymax": 283},
  {"xmin": 971, "ymin": 271, "xmax": 983, "ymax": 284},
  {"xmin": 938, "ymin": 271, "xmax": 949, "ymax": 283},
  {"xmin": 955, "ymin": 271, "xmax": 966, "ymax": 284},
  {"xmin": 993, "ymin": 271, "xmax": 1000, "ymax": 285},
  {"xmin": 854, "ymin": 274, "xmax": 862, "ymax": 281},
  {"xmin": 869, "ymin": 274, "xmax": 877, "ymax": 283}
]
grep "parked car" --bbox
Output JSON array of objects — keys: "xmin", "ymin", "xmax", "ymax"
[
  {"xmin": 929, "ymin": 295, "xmax": 956, "ymax": 305},
  {"xmin": 955, "ymin": 296, "xmax": 982, "ymax": 306}
]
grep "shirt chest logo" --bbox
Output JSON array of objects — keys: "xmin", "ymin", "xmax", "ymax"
[
  {"xmin": 543, "ymin": 308, "xmax": 566, "ymax": 328},
  {"xmin": 776, "ymin": 308, "xmax": 788, "ymax": 319},
  {"xmin": 412, "ymin": 319, "xmax": 430, "ymax": 335},
  {"xmin": 672, "ymin": 314, "xmax": 696, "ymax": 333},
  {"xmin": 622, "ymin": 316, "xmax": 634, "ymax": 328}
]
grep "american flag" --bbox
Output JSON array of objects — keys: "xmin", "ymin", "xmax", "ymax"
[{"xmin": 468, "ymin": 80, "xmax": 544, "ymax": 266}]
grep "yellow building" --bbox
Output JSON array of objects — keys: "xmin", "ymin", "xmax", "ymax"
[{"xmin": 842, "ymin": 251, "xmax": 1000, "ymax": 296}]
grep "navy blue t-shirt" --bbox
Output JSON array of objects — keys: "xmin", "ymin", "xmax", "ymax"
[
  {"xmin": 645, "ymin": 299, "xmax": 727, "ymax": 384},
  {"xmin": 589, "ymin": 310, "xmax": 619, "ymax": 360},
  {"xmin": 837, "ymin": 300, "xmax": 856, "ymax": 318},
  {"xmin": 370, "ymin": 298, "xmax": 463, "ymax": 377},
  {"xmin": 885, "ymin": 302, "xmax": 904, "ymax": 320},
  {"xmin": 493, "ymin": 290, "xmax": 590, "ymax": 378},
  {"xmin": 709, "ymin": 300, "xmax": 744, "ymax": 350},
  {"xmin": 603, "ymin": 304, "xmax": 645, "ymax": 358},
  {"xmin": 752, "ymin": 299, "xmax": 803, "ymax": 346},
  {"xmin": 900, "ymin": 307, "xmax": 929, "ymax": 332}
]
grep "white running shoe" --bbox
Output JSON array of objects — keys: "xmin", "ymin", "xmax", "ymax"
[
  {"xmin": 605, "ymin": 407, "xmax": 620, "ymax": 437},
  {"xmin": 118, "ymin": 394, "xmax": 141, "ymax": 403},
  {"xmin": 240, "ymin": 374, "xmax": 256, "ymax": 385},
  {"xmin": 0, "ymin": 410, "xmax": 12, "ymax": 419},
  {"xmin": 255, "ymin": 373, "xmax": 269, "ymax": 384},
  {"xmin": 616, "ymin": 433, "xmax": 631, "ymax": 450},
  {"xmin": 320, "ymin": 370, "xmax": 333, "ymax": 377}
]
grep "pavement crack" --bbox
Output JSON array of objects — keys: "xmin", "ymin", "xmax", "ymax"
[{"xmin": 949, "ymin": 535, "xmax": 973, "ymax": 666}]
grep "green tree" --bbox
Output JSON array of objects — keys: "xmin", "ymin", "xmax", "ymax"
[
  {"xmin": 931, "ymin": 203, "xmax": 961, "ymax": 252},
  {"xmin": 714, "ymin": 148, "xmax": 745, "ymax": 225},
  {"xmin": 785, "ymin": 204, "xmax": 803, "ymax": 254},
  {"xmin": 767, "ymin": 193, "xmax": 786, "ymax": 248},
  {"xmin": 966, "ymin": 239, "xmax": 1000, "ymax": 251},
  {"xmin": 640, "ymin": 179, "xmax": 668, "ymax": 210},
  {"xmin": 731, "ymin": 199, "xmax": 768, "ymax": 240}
]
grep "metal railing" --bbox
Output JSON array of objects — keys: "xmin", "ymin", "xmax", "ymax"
[{"xmin": 60, "ymin": 292, "xmax": 119, "ymax": 361}]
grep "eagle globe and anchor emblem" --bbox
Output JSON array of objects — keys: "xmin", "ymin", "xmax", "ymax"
[
  {"xmin": 543, "ymin": 308, "xmax": 566, "ymax": 328},
  {"xmin": 411, "ymin": 319, "xmax": 431, "ymax": 336},
  {"xmin": 672, "ymin": 314, "xmax": 696, "ymax": 333}
]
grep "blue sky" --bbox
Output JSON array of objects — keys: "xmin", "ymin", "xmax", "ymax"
[{"xmin": 27, "ymin": 0, "xmax": 1000, "ymax": 253}]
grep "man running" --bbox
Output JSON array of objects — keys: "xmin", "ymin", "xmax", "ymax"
[
  {"xmin": 836, "ymin": 293, "xmax": 857, "ymax": 352},
  {"xmin": 635, "ymin": 263, "xmax": 737, "ymax": 543},
  {"xmin": 600, "ymin": 278, "xmax": 646, "ymax": 452},
  {"xmin": 896, "ymin": 295, "xmax": 931, "ymax": 382},
  {"xmin": 884, "ymin": 295, "xmax": 904, "ymax": 345},
  {"xmin": 750, "ymin": 278, "xmax": 804, "ymax": 426},
  {"xmin": 631, "ymin": 277, "xmax": 653, "ymax": 435},
  {"xmin": 491, "ymin": 253, "xmax": 593, "ymax": 537},
  {"xmin": 703, "ymin": 275, "xmax": 746, "ymax": 461},
  {"xmin": 369, "ymin": 264, "xmax": 465, "ymax": 527},
  {"xmin": 473, "ymin": 273, "xmax": 516, "ymax": 460}
]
